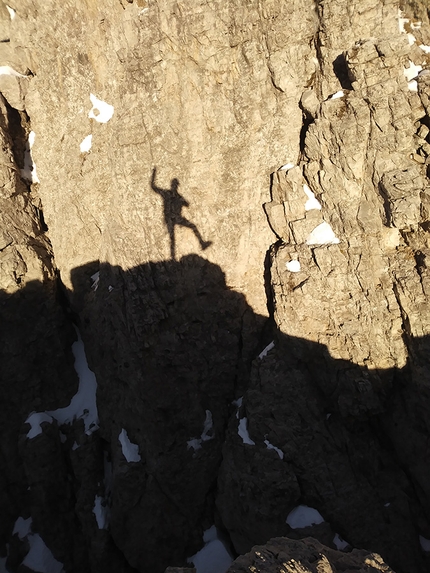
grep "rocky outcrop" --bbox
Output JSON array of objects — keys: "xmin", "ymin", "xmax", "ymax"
[
  {"xmin": 73, "ymin": 256, "xmax": 263, "ymax": 571},
  {"xmin": 218, "ymin": 14, "xmax": 430, "ymax": 573},
  {"xmin": 226, "ymin": 537, "xmax": 395, "ymax": 573}
]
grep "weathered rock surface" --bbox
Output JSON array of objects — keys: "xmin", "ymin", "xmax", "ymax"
[
  {"xmin": 226, "ymin": 537, "xmax": 395, "ymax": 573},
  {"xmin": 9, "ymin": 0, "xmax": 322, "ymax": 317},
  {"xmin": 217, "ymin": 8, "xmax": 430, "ymax": 573},
  {"xmin": 1, "ymin": 0, "xmax": 430, "ymax": 572},
  {"xmin": 74, "ymin": 256, "xmax": 263, "ymax": 571}
]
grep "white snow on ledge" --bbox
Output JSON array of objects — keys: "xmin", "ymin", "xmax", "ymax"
[
  {"xmin": 303, "ymin": 184, "xmax": 322, "ymax": 211},
  {"xmin": 93, "ymin": 495, "xmax": 110, "ymax": 529},
  {"xmin": 91, "ymin": 271, "xmax": 100, "ymax": 291},
  {"xmin": 21, "ymin": 130, "xmax": 39, "ymax": 184},
  {"xmin": 286, "ymin": 260, "xmax": 301, "ymax": 272},
  {"xmin": 0, "ymin": 66, "xmax": 26, "ymax": 77},
  {"xmin": 187, "ymin": 526, "xmax": 233, "ymax": 573},
  {"xmin": 119, "ymin": 428, "xmax": 141, "ymax": 462},
  {"xmin": 187, "ymin": 410, "xmax": 215, "ymax": 452},
  {"xmin": 306, "ymin": 221, "xmax": 340, "ymax": 246},
  {"xmin": 258, "ymin": 340, "xmax": 274, "ymax": 359},
  {"xmin": 25, "ymin": 328, "xmax": 99, "ymax": 438},
  {"xmin": 6, "ymin": 5, "xmax": 15, "ymax": 20},
  {"xmin": 80, "ymin": 134, "xmax": 92, "ymax": 153},
  {"xmin": 329, "ymin": 90, "xmax": 344, "ymax": 100},
  {"xmin": 26, "ymin": 413, "xmax": 54, "ymax": 439},
  {"xmin": 237, "ymin": 417, "xmax": 255, "ymax": 445},
  {"xmin": 23, "ymin": 534, "xmax": 63, "ymax": 573},
  {"xmin": 13, "ymin": 517, "xmax": 32, "ymax": 540},
  {"xmin": 88, "ymin": 93, "xmax": 114, "ymax": 123},
  {"xmin": 333, "ymin": 533, "xmax": 350, "ymax": 551},
  {"xmin": 408, "ymin": 80, "xmax": 418, "ymax": 92},
  {"xmin": 278, "ymin": 162, "xmax": 295, "ymax": 171},
  {"xmin": 404, "ymin": 60, "xmax": 422, "ymax": 82},
  {"xmin": 12, "ymin": 517, "xmax": 64, "ymax": 573},
  {"xmin": 264, "ymin": 439, "xmax": 284, "ymax": 459},
  {"xmin": 286, "ymin": 505, "xmax": 325, "ymax": 529},
  {"xmin": 398, "ymin": 9, "xmax": 408, "ymax": 33}
]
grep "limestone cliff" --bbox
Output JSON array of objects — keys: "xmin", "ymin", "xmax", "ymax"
[{"xmin": 1, "ymin": 0, "xmax": 430, "ymax": 572}]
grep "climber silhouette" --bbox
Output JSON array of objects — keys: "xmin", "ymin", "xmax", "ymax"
[{"xmin": 151, "ymin": 167, "xmax": 212, "ymax": 260}]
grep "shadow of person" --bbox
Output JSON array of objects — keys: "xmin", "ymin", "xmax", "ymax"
[{"xmin": 151, "ymin": 167, "xmax": 212, "ymax": 260}]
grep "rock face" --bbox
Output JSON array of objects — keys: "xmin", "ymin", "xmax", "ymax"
[
  {"xmin": 226, "ymin": 537, "xmax": 395, "ymax": 573},
  {"xmin": 218, "ymin": 17, "xmax": 430, "ymax": 573},
  {"xmin": 75, "ymin": 256, "xmax": 262, "ymax": 571},
  {"xmin": 2, "ymin": 0, "xmax": 430, "ymax": 572}
]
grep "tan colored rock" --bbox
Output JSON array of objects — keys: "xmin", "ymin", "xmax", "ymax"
[
  {"xmin": 227, "ymin": 537, "xmax": 395, "ymax": 573},
  {"xmin": 7, "ymin": 0, "xmax": 322, "ymax": 317}
]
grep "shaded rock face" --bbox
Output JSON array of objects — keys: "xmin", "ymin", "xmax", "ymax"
[
  {"xmin": 72, "ymin": 255, "xmax": 264, "ymax": 571},
  {"xmin": 2, "ymin": 0, "xmax": 430, "ymax": 573}
]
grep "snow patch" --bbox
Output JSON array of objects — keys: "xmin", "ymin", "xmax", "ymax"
[
  {"xmin": 88, "ymin": 94, "xmax": 114, "ymax": 123},
  {"xmin": 286, "ymin": 505, "xmax": 325, "ymax": 529},
  {"xmin": 408, "ymin": 80, "xmax": 418, "ymax": 92},
  {"xmin": 187, "ymin": 410, "xmax": 214, "ymax": 451},
  {"xmin": 303, "ymin": 184, "xmax": 322, "ymax": 211},
  {"xmin": 232, "ymin": 396, "xmax": 243, "ymax": 408},
  {"xmin": 279, "ymin": 162, "xmax": 295, "ymax": 171},
  {"xmin": 419, "ymin": 535, "xmax": 430, "ymax": 551},
  {"xmin": 0, "ymin": 66, "xmax": 26, "ymax": 78},
  {"xmin": 259, "ymin": 341, "xmax": 274, "ymax": 360},
  {"xmin": 48, "ymin": 329, "xmax": 99, "ymax": 434},
  {"xmin": 333, "ymin": 533, "xmax": 349, "ymax": 551},
  {"xmin": 306, "ymin": 221, "xmax": 340, "ymax": 245},
  {"xmin": 91, "ymin": 271, "xmax": 100, "ymax": 291},
  {"xmin": 80, "ymin": 134, "xmax": 92, "ymax": 153},
  {"xmin": 237, "ymin": 417, "xmax": 255, "ymax": 445},
  {"xmin": 286, "ymin": 260, "xmax": 301, "ymax": 272},
  {"xmin": 201, "ymin": 410, "xmax": 214, "ymax": 441},
  {"xmin": 119, "ymin": 429, "xmax": 141, "ymax": 462},
  {"xmin": 25, "ymin": 413, "xmax": 53, "ymax": 439},
  {"xmin": 6, "ymin": 5, "xmax": 15, "ymax": 20},
  {"xmin": 398, "ymin": 10, "xmax": 420, "ymax": 44},
  {"xmin": 93, "ymin": 495, "xmax": 109, "ymax": 530},
  {"xmin": 404, "ymin": 60, "xmax": 422, "ymax": 82},
  {"xmin": 13, "ymin": 517, "xmax": 32, "ymax": 540},
  {"xmin": 26, "ymin": 328, "xmax": 99, "ymax": 439},
  {"xmin": 398, "ymin": 9, "xmax": 408, "ymax": 33},
  {"xmin": 419, "ymin": 44, "xmax": 430, "ymax": 54},
  {"xmin": 13, "ymin": 519, "xmax": 63, "ymax": 573},
  {"xmin": 329, "ymin": 90, "xmax": 344, "ymax": 99},
  {"xmin": 22, "ymin": 534, "xmax": 63, "ymax": 573},
  {"xmin": 187, "ymin": 526, "xmax": 233, "ymax": 573},
  {"xmin": 21, "ymin": 130, "xmax": 39, "ymax": 184},
  {"xmin": 264, "ymin": 439, "xmax": 284, "ymax": 459}
]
